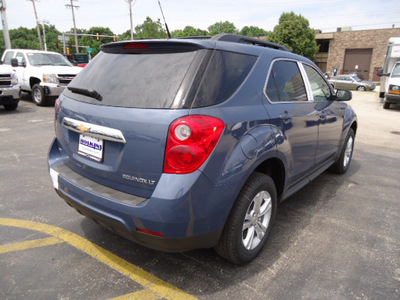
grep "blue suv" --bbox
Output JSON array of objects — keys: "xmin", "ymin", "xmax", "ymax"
[{"xmin": 48, "ymin": 34, "xmax": 357, "ymax": 264}]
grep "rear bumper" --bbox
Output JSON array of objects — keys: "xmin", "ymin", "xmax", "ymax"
[
  {"xmin": 48, "ymin": 138, "xmax": 235, "ymax": 252},
  {"xmin": 55, "ymin": 188, "xmax": 222, "ymax": 252}
]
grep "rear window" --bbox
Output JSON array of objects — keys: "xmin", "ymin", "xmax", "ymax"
[{"xmin": 64, "ymin": 48, "xmax": 257, "ymax": 109}]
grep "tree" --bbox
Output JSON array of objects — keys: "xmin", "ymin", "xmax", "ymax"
[
  {"xmin": 171, "ymin": 26, "xmax": 208, "ymax": 38},
  {"xmin": 134, "ymin": 17, "xmax": 167, "ymax": 39},
  {"xmin": 268, "ymin": 12, "xmax": 318, "ymax": 60},
  {"xmin": 207, "ymin": 21, "xmax": 238, "ymax": 35},
  {"xmin": 240, "ymin": 26, "xmax": 269, "ymax": 37}
]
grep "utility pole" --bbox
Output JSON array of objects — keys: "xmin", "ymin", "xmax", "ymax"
[
  {"xmin": 126, "ymin": 0, "xmax": 134, "ymax": 40},
  {"xmin": 65, "ymin": 0, "xmax": 79, "ymax": 53},
  {"xmin": 0, "ymin": 0, "xmax": 11, "ymax": 49},
  {"xmin": 28, "ymin": 0, "xmax": 43, "ymax": 50},
  {"xmin": 42, "ymin": 20, "xmax": 49, "ymax": 51}
]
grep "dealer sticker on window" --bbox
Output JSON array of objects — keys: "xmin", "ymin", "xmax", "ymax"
[{"xmin": 78, "ymin": 134, "xmax": 104, "ymax": 162}]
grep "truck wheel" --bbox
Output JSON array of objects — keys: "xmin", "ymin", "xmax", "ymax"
[
  {"xmin": 32, "ymin": 84, "xmax": 48, "ymax": 106},
  {"xmin": 4, "ymin": 103, "xmax": 18, "ymax": 111},
  {"xmin": 383, "ymin": 101, "xmax": 391, "ymax": 109},
  {"xmin": 215, "ymin": 172, "xmax": 277, "ymax": 264}
]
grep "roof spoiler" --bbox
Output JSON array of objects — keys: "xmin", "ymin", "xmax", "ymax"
[{"xmin": 211, "ymin": 34, "xmax": 291, "ymax": 52}]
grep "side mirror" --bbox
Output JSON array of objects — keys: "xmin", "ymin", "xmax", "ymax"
[
  {"xmin": 377, "ymin": 68, "xmax": 389, "ymax": 77},
  {"xmin": 336, "ymin": 89, "xmax": 352, "ymax": 101},
  {"xmin": 11, "ymin": 58, "xmax": 19, "ymax": 67}
]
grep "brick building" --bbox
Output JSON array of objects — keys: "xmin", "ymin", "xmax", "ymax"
[{"xmin": 315, "ymin": 28, "xmax": 400, "ymax": 82}]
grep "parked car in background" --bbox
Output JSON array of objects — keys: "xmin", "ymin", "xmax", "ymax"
[
  {"xmin": 329, "ymin": 74, "xmax": 375, "ymax": 91},
  {"xmin": 1, "ymin": 49, "xmax": 82, "ymax": 106},
  {"xmin": 48, "ymin": 34, "xmax": 357, "ymax": 264},
  {"xmin": 0, "ymin": 59, "xmax": 20, "ymax": 111}
]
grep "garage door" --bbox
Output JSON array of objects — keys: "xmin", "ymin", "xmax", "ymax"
[{"xmin": 343, "ymin": 48, "xmax": 373, "ymax": 80}]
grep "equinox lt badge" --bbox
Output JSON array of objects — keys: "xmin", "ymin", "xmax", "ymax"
[{"xmin": 122, "ymin": 174, "xmax": 155, "ymax": 185}]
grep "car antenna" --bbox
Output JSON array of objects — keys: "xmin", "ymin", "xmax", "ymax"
[{"xmin": 158, "ymin": 0, "xmax": 172, "ymax": 38}]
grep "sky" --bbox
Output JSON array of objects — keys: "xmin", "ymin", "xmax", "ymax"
[{"xmin": 3, "ymin": 0, "xmax": 400, "ymax": 35}]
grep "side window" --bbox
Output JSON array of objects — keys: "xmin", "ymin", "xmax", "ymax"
[
  {"xmin": 3, "ymin": 51, "xmax": 14, "ymax": 65},
  {"xmin": 391, "ymin": 63, "xmax": 400, "ymax": 78},
  {"xmin": 266, "ymin": 60, "xmax": 307, "ymax": 102},
  {"xmin": 16, "ymin": 53, "xmax": 26, "ymax": 66},
  {"xmin": 303, "ymin": 65, "xmax": 332, "ymax": 102}
]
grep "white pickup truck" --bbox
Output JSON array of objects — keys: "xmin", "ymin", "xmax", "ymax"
[
  {"xmin": 0, "ymin": 59, "xmax": 20, "ymax": 111},
  {"xmin": 1, "ymin": 49, "xmax": 82, "ymax": 106}
]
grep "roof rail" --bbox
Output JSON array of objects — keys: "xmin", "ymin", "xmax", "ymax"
[{"xmin": 211, "ymin": 34, "xmax": 291, "ymax": 52}]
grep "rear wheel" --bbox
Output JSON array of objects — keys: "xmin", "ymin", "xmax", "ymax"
[
  {"xmin": 215, "ymin": 172, "xmax": 277, "ymax": 264},
  {"xmin": 330, "ymin": 128, "xmax": 355, "ymax": 174},
  {"xmin": 32, "ymin": 84, "xmax": 48, "ymax": 106},
  {"xmin": 356, "ymin": 86, "xmax": 366, "ymax": 91}
]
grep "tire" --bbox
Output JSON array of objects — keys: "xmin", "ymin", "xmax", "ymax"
[
  {"xmin": 330, "ymin": 128, "xmax": 355, "ymax": 174},
  {"xmin": 356, "ymin": 86, "xmax": 366, "ymax": 91},
  {"xmin": 32, "ymin": 84, "xmax": 48, "ymax": 106},
  {"xmin": 3, "ymin": 103, "xmax": 18, "ymax": 111},
  {"xmin": 215, "ymin": 172, "xmax": 277, "ymax": 264},
  {"xmin": 383, "ymin": 101, "xmax": 391, "ymax": 109}
]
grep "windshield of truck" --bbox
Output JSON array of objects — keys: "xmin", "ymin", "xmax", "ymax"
[
  {"xmin": 27, "ymin": 53, "xmax": 73, "ymax": 66},
  {"xmin": 391, "ymin": 63, "xmax": 400, "ymax": 78}
]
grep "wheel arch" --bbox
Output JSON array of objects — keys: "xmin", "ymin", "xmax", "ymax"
[
  {"xmin": 29, "ymin": 77, "xmax": 41, "ymax": 89},
  {"xmin": 254, "ymin": 157, "xmax": 285, "ymax": 201}
]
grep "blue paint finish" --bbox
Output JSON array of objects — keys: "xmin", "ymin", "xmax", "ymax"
[{"xmin": 48, "ymin": 37, "xmax": 357, "ymax": 252}]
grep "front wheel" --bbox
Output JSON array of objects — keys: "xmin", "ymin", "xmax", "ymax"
[
  {"xmin": 383, "ymin": 101, "xmax": 391, "ymax": 109},
  {"xmin": 3, "ymin": 103, "xmax": 18, "ymax": 111},
  {"xmin": 330, "ymin": 128, "xmax": 355, "ymax": 174},
  {"xmin": 215, "ymin": 172, "xmax": 277, "ymax": 264},
  {"xmin": 32, "ymin": 84, "xmax": 48, "ymax": 106}
]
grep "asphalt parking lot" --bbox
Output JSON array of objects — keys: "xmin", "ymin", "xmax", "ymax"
[{"xmin": 1, "ymin": 91, "xmax": 399, "ymax": 299}]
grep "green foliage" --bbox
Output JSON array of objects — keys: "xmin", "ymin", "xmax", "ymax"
[
  {"xmin": 134, "ymin": 17, "xmax": 168, "ymax": 39},
  {"xmin": 268, "ymin": 12, "xmax": 319, "ymax": 60},
  {"xmin": 240, "ymin": 26, "xmax": 269, "ymax": 37},
  {"xmin": 208, "ymin": 21, "xmax": 238, "ymax": 35},
  {"xmin": 77, "ymin": 26, "xmax": 114, "ymax": 56},
  {"xmin": 171, "ymin": 26, "xmax": 208, "ymax": 38},
  {"xmin": 120, "ymin": 29, "xmax": 133, "ymax": 41}
]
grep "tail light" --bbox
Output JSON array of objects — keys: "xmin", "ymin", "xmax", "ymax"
[{"xmin": 164, "ymin": 115, "xmax": 225, "ymax": 174}]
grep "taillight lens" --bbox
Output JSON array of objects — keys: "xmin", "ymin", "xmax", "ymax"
[{"xmin": 164, "ymin": 115, "xmax": 225, "ymax": 174}]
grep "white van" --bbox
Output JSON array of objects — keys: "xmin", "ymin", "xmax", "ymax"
[{"xmin": 378, "ymin": 37, "xmax": 400, "ymax": 109}]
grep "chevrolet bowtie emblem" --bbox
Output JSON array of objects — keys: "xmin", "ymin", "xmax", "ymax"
[{"xmin": 77, "ymin": 124, "xmax": 90, "ymax": 133}]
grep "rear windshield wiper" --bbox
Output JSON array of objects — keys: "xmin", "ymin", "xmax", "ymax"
[{"xmin": 67, "ymin": 86, "xmax": 102, "ymax": 101}]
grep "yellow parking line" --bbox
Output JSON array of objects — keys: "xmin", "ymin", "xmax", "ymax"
[
  {"xmin": 109, "ymin": 289, "xmax": 160, "ymax": 300},
  {"xmin": 0, "ymin": 218, "xmax": 198, "ymax": 300},
  {"xmin": 0, "ymin": 237, "xmax": 64, "ymax": 254}
]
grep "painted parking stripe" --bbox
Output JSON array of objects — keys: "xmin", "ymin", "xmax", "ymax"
[
  {"xmin": 0, "ymin": 218, "xmax": 198, "ymax": 300},
  {"xmin": 109, "ymin": 289, "xmax": 160, "ymax": 300},
  {"xmin": 0, "ymin": 236, "xmax": 64, "ymax": 254}
]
